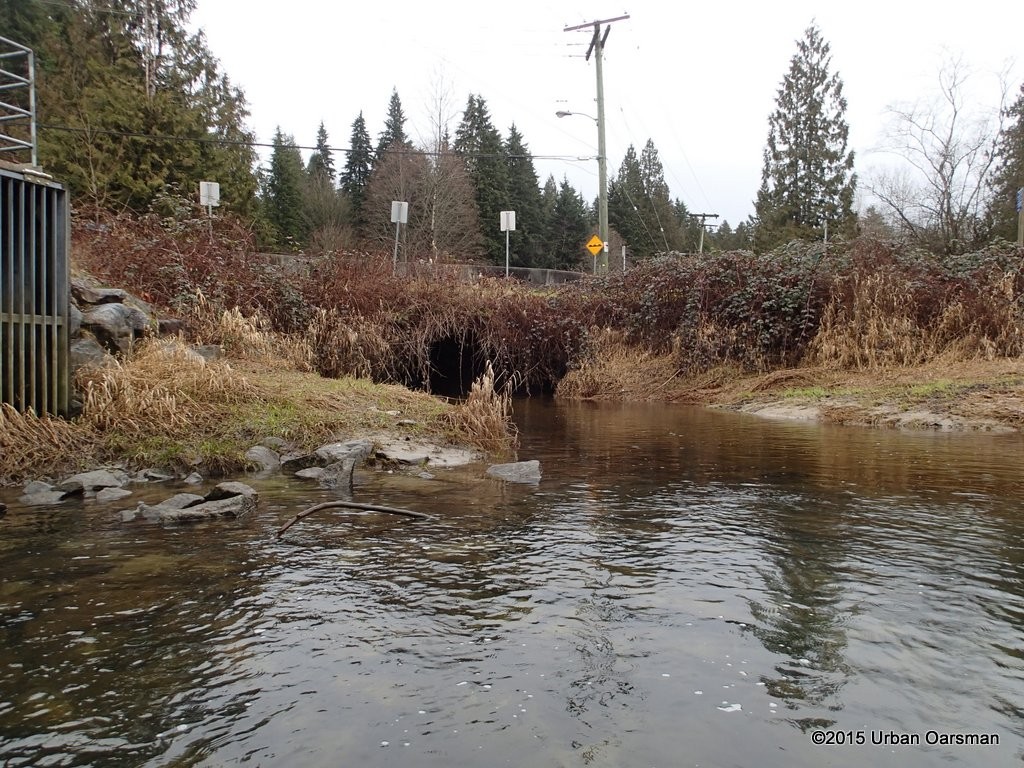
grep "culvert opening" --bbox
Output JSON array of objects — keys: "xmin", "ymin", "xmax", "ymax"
[{"xmin": 428, "ymin": 335, "xmax": 486, "ymax": 397}]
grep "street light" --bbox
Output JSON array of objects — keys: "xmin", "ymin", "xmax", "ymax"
[{"xmin": 556, "ymin": 108, "xmax": 608, "ymax": 272}]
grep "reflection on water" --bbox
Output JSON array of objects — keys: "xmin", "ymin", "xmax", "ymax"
[{"xmin": 1, "ymin": 399, "xmax": 1023, "ymax": 766}]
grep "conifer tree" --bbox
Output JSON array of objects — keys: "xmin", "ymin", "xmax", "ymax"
[
  {"xmin": 504, "ymin": 125, "xmax": 544, "ymax": 266},
  {"xmin": 265, "ymin": 128, "xmax": 307, "ymax": 248},
  {"xmin": 376, "ymin": 88, "xmax": 409, "ymax": 159},
  {"xmin": 341, "ymin": 111, "xmax": 374, "ymax": 233},
  {"xmin": 754, "ymin": 23, "xmax": 856, "ymax": 250},
  {"xmin": 545, "ymin": 177, "xmax": 591, "ymax": 270},
  {"xmin": 454, "ymin": 94, "xmax": 509, "ymax": 263},
  {"xmin": 307, "ymin": 121, "xmax": 336, "ymax": 183},
  {"xmin": 608, "ymin": 140, "xmax": 684, "ymax": 259},
  {"xmin": 989, "ymin": 82, "xmax": 1024, "ymax": 241}
]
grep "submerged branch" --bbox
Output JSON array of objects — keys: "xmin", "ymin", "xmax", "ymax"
[{"xmin": 276, "ymin": 500, "xmax": 433, "ymax": 538}]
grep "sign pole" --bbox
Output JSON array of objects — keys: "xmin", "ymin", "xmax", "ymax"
[{"xmin": 1017, "ymin": 188, "xmax": 1024, "ymax": 247}]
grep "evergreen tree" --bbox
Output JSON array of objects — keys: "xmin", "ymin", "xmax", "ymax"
[
  {"xmin": 754, "ymin": 23, "xmax": 856, "ymax": 250},
  {"xmin": 265, "ymin": 128, "xmax": 307, "ymax": 248},
  {"xmin": 608, "ymin": 140, "xmax": 684, "ymax": 259},
  {"xmin": 454, "ymin": 94, "xmax": 509, "ymax": 263},
  {"xmin": 989, "ymin": 82, "xmax": 1024, "ymax": 241},
  {"xmin": 376, "ymin": 88, "xmax": 409, "ymax": 160},
  {"xmin": 10, "ymin": 0, "xmax": 258, "ymax": 212},
  {"xmin": 307, "ymin": 121, "xmax": 336, "ymax": 183},
  {"xmin": 341, "ymin": 111, "xmax": 374, "ymax": 234},
  {"xmin": 545, "ymin": 177, "xmax": 591, "ymax": 270},
  {"xmin": 504, "ymin": 125, "xmax": 544, "ymax": 266}
]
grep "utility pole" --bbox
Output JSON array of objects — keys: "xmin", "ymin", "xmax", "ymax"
[
  {"xmin": 564, "ymin": 14, "xmax": 629, "ymax": 274},
  {"xmin": 688, "ymin": 213, "xmax": 718, "ymax": 255}
]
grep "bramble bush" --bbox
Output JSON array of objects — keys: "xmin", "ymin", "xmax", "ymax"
[{"xmin": 71, "ymin": 207, "xmax": 1024, "ymax": 390}]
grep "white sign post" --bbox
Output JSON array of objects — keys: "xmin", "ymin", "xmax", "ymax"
[
  {"xmin": 199, "ymin": 181, "xmax": 220, "ymax": 239},
  {"xmin": 391, "ymin": 201, "xmax": 409, "ymax": 271},
  {"xmin": 500, "ymin": 210, "xmax": 516, "ymax": 277}
]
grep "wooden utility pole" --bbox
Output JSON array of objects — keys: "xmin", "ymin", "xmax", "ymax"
[
  {"xmin": 564, "ymin": 14, "xmax": 629, "ymax": 274},
  {"xmin": 688, "ymin": 213, "xmax": 718, "ymax": 254}
]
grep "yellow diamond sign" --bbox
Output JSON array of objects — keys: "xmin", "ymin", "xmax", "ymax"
[{"xmin": 586, "ymin": 235, "xmax": 604, "ymax": 256}]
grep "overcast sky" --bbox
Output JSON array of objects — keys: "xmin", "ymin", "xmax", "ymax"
[{"xmin": 191, "ymin": 0, "xmax": 1019, "ymax": 228}]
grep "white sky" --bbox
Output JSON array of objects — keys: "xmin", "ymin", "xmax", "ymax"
[{"xmin": 191, "ymin": 0, "xmax": 1019, "ymax": 228}]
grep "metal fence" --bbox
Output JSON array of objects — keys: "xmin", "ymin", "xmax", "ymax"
[
  {"xmin": 0, "ymin": 35, "xmax": 37, "ymax": 167},
  {"xmin": 1, "ymin": 165, "xmax": 70, "ymax": 416}
]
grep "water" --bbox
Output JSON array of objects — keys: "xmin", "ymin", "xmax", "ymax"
[{"xmin": 1, "ymin": 400, "xmax": 1023, "ymax": 767}]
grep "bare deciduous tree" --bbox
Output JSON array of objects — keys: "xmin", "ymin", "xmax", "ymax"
[{"xmin": 869, "ymin": 56, "xmax": 1008, "ymax": 255}]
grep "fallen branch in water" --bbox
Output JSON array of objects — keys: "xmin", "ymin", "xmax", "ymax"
[{"xmin": 276, "ymin": 500, "xmax": 433, "ymax": 539}]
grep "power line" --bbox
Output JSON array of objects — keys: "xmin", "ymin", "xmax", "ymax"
[{"xmin": 37, "ymin": 123, "xmax": 589, "ymax": 162}]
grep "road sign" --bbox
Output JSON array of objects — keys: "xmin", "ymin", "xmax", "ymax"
[
  {"xmin": 199, "ymin": 181, "xmax": 220, "ymax": 207},
  {"xmin": 391, "ymin": 201, "xmax": 408, "ymax": 224},
  {"xmin": 501, "ymin": 210, "xmax": 516, "ymax": 231},
  {"xmin": 586, "ymin": 234, "xmax": 603, "ymax": 256}
]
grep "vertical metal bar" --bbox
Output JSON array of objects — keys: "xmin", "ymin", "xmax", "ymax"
[
  {"xmin": 16, "ymin": 178, "xmax": 25, "ymax": 411},
  {"xmin": 27, "ymin": 49, "xmax": 36, "ymax": 167},
  {"xmin": 27, "ymin": 182, "xmax": 37, "ymax": 413},
  {"xmin": 1, "ymin": 176, "xmax": 8, "ymax": 409},
  {"xmin": 3, "ymin": 176, "xmax": 11, "ymax": 409},
  {"xmin": 39, "ymin": 185, "xmax": 49, "ymax": 414},
  {"xmin": 56, "ymin": 185, "xmax": 69, "ymax": 416}
]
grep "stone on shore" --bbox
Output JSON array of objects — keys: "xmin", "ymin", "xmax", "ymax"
[
  {"xmin": 485, "ymin": 460, "xmax": 542, "ymax": 485},
  {"xmin": 56, "ymin": 469, "xmax": 124, "ymax": 494},
  {"xmin": 245, "ymin": 445, "xmax": 281, "ymax": 472}
]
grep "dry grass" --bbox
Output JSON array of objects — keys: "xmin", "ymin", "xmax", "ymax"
[
  {"xmin": 557, "ymin": 329, "xmax": 679, "ymax": 400},
  {"xmin": 0, "ymin": 337, "xmax": 518, "ymax": 485},
  {"xmin": 444, "ymin": 362, "xmax": 519, "ymax": 455},
  {"xmin": 810, "ymin": 271, "xmax": 1024, "ymax": 370},
  {"xmin": 0, "ymin": 404, "xmax": 92, "ymax": 482}
]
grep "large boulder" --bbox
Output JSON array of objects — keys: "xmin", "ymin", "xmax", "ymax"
[
  {"xmin": 245, "ymin": 445, "xmax": 281, "ymax": 473},
  {"xmin": 80, "ymin": 302, "xmax": 150, "ymax": 354},
  {"xmin": 70, "ymin": 337, "xmax": 109, "ymax": 371},
  {"xmin": 121, "ymin": 482, "xmax": 257, "ymax": 524},
  {"xmin": 56, "ymin": 469, "xmax": 124, "ymax": 494}
]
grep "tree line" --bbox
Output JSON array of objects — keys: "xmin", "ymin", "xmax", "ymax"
[{"xmin": 3, "ymin": 2, "xmax": 1023, "ymax": 262}]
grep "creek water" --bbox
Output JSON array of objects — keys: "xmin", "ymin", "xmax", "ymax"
[{"xmin": 1, "ymin": 399, "xmax": 1023, "ymax": 767}]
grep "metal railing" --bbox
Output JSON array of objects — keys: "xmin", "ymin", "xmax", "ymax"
[
  {"xmin": 1, "ymin": 165, "xmax": 69, "ymax": 416},
  {"xmin": 0, "ymin": 35, "xmax": 36, "ymax": 167}
]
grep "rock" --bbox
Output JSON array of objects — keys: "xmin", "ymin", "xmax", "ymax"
[
  {"xmin": 294, "ymin": 467, "xmax": 325, "ymax": 481},
  {"xmin": 417, "ymin": 471, "xmax": 435, "ymax": 480},
  {"xmin": 183, "ymin": 472, "xmax": 203, "ymax": 485},
  {"xmin": 373, "ymin": 438, "xmax": 481, "ymax": 468},
  {"xmin": 157, "ymin": 494, "xmax": 255, "ymax": 523},
  {"xmin": 485, "ymin": 460, "xmax": 542, "ymax": 485},
  {"xmin": 158, "ymin": 317, "xmax": 187, "ymax": 336},
  {"xmin": 95, "ymin": 487, "xmax": 132, "ymax": 503},
  {"xmin": 80, "ymin": 303, "xmax": 150, "ymax": 354},
  {"xmin": 71, "ymin": 280, "xmax": 128, "ymax": 305},
  {"xmin": 193, "ymin": 345, "xmax": 223, "ymax": 362},
  {"xmin": 23, "ymin": 480, "xmax": 54, "ymax": 495},
  {"xmin": 245, "ymin": 445, "xmax": 281, "ymax": 473},
  {"xmin": 204, "ymin": 481, "xmax": 257, "ymax": 502},
  {"xmin": 19, "ymin": 490, "xmax": 67, "ymax": 506},
  {"xmin": 69, "ymin": 303, "xmax": 83, "ymax": 337},
  {"xmin": 396, "ymin": 419, "xmax": 418, "ymax": 426},
  {"xmin": 143, "ymin": 469, "xmax": 175, "ymax": 481},
  {"xmin": 70, "ymin": 337, "xmax": 110, "ymax": 371},
  {"xmin": 261, "ymin": 437, "xmax": 288, "ymax": 450},
  {"xmin": 120, "ymin": 484, "xmax": 257, "ymax": 525},
  {"xmin": 315, "ymin": 438, "xmax": 373, "ymax": 464},
  {"xmin": 160, "ymin": 493, "xmax": 206, "ymax": 509},
  {"xmin": 281, "ymin": 452, "xmax": 319, "ymax": 473},
  {"xmin": 319, "ymin": 458, "xmax": 356, "ymax": 490},
  {"xmin": 56, "ymin": 469, "xmax": 124, "ymax": 494}
]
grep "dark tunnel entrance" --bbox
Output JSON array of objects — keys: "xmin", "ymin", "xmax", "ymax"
[{"xmin": 428, "ymin": 334, "xmax": 486, "ymax": 397}]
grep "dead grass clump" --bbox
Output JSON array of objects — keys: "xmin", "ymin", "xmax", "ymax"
[
  {"xmin": 557, "ymin": 329, "xmax": 679, "ymax": 400},
  {"xmin": 188, "ymin": 292, "xmax": 312, "ymax": 371},
  {"xmin": 810, "ymin": 272, "xmax": 935, "ymax": 369},
  {"xmin": 0, "ymin": 404, "xmax": 92, "ymax": 483},
  {"xmin": 306, "ymin": 308, "xmax": 396, "ymax": 380},
  {"xmin": 445, "ymin": 362, "xmax": 518, "ymax": 455},
  {"xmin": 77, "ymin": 338, "xmax": 258, "ymax": 436}
]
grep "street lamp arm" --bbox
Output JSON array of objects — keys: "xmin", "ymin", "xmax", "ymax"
[{"xmin": 555, "ymin": 110, "xmax": 598, "ymax": 122}]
